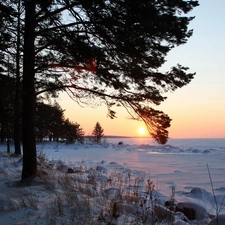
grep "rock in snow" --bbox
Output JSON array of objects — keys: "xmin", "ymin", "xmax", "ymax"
[
  {"xmin": 176, "ymin": 202, "xmax": 210, "ymax": 220},
  {"xmin": 173, "ymin": 220, "xmax": 190, "ymax": 225}
]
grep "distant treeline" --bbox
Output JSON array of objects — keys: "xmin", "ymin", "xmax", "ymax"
[{"xmin": 0, "ymin": 75, "xmax": 105, "ymax": 145}]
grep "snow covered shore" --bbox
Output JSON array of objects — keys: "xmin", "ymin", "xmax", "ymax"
[{"xmin": 0, "ymin": 140, "xmax": 225, "ymax": 224}]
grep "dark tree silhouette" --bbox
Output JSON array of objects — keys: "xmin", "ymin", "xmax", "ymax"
[
  {"xmin": 19, "ymin": 0, "xmax": 199, "ymax": 179},
  {"xmin": 0, "ymin": 0, "xmax": 24, "ymax": 155},
  {"xmin": 92, "ymin": 122, "xmax": 104, "ymax": 143},
  {"xmin": 0, "ymin": 1, "xmax": 14, "ymax": 71},
  {"xmin": 36, "ymin": 0, "xmax": 199, "ymax": 145},
  {"xmin": 35, "ymin": 101, "xmax": 65, "ymax": 141},
  {"xmin": 0, "ymin": 1, "xmax": 22, "ymax": 154},
  {"xmin": 62, "ymin": 119, "xmax": 85, "ymax": 144},
  {"xmin": 14, "ymin": 0, "xmax": 23, "ymax": 155},
  {"xmin": 22, "ymin": 0, "xmax": 36, "ymax": 179},
  {"xmin": 0, "ymin": 75, "xmax": 15, "ymax": 151},
  {"xmin": 35, "ymin": 102, "xmax": 84, "ymax": 143}
]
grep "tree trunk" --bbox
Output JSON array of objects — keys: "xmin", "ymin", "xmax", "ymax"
[
  {"xmin": 7, "ymin": 122, "xmax": 10, "ymax": 154},
  {"xmin": 14, "ymin": 0, "xmax": 21, "ymax": 155},
  {"xmin": 14, "ymin": 118, "xmax": 21, "ymax": 154},
  {"xmin": 22, "ymin": 0, "xmax": 37, "ymax": 179}
]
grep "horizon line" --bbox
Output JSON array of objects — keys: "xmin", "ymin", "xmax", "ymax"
[{"xmin": 85, "ymin": 135, "xmax": 225, "ymax": 139}]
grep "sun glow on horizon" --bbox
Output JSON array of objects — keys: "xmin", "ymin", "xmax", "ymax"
[{"xmin": 138, "ymin": 127, "xmax": 147, "ymax": 136}]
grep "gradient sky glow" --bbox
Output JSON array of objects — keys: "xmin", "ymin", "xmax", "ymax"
[{"xmin": 58, "ymin": 0, "xmax": 225, "ymax": 138}]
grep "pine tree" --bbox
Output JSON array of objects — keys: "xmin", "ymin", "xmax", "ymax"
[
  {"xmin": 62, "ymin": 119, "xmax": 85, "ymax": 144},
  {"xmin": 35, "ymin": 101, "xmax": 65, "ymax": 142},
  {"xmin": 1, "ymin": 0, "xmax": 199, "ymax": 179},
  {"xmin": 0, "ymin": 0, "xmax": 23, "ymax": 154},
  {"xmin": 92, "ymin": 122, "xmax": 104, "ymax": 143}
]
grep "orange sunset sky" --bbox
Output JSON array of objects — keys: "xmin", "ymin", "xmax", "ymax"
[{"xmin": 58, "ymin": 0, "xmax": 225, "ymax": 139}]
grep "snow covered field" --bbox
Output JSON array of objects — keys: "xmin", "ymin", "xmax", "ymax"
[{"xmin": 0, "ymin": 138, "xmax": 225, "ymax": 224}]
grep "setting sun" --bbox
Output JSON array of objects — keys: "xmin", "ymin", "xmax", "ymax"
[{"xmin": 138, "ymin": 127, "xmax": 147, "ymax": 136}]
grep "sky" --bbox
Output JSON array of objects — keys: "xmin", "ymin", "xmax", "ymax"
[{"xmin": 58, "ymin": 0, "xmax": 225, "ymax": 139}]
